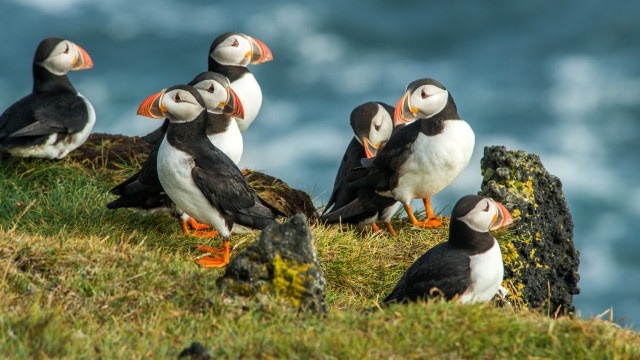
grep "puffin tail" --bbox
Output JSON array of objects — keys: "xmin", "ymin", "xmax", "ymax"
[{"xmin": 319, "ymin": 198, "xmax": 366, "ymax": 225}]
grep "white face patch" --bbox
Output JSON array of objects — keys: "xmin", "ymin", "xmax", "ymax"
[
  {"xmin": 211, "ymin": 34, "xmax": 252, "ymax": 67},
  {"xmin": 193, "ymin": 79, "xmax": 229, "ymax": 113},
  {"xmin": 409, "ymin": 85, "xmax": 448, "ymax": 119},
  {"xmin": 458, "ymin": 199, "xmax": 500, "ymax": 233},
  {"xmin": 162, "ymin": 89, "xmax": 203, "ymax": 123},
  {"xmin": 368, "ymin": 104, "xmax": 393, "ymax": 146},
  {"xmin": 39, "ymin": 40, "xmax": 77, "ymax": 75}
]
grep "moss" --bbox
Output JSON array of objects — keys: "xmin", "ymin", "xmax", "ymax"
[{"xmin": 270, "ymin": 255, "xmax": 310, "ymax": 307}]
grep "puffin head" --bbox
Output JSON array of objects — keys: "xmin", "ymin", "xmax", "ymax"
[
  {"xmin": 350, "ymin": 102, "xmax": 394, "ymax": 158},
  {"xmin": 394, "ymin": 78, "xmax": 449, "ymax": 126},
  {"xmin": 209, "ymin": 32, "xmax": 273, "ymax": 67},
  {"xmin": 452, "ymin": 195, "xmax": 513, "ymax": 233},
  {"xmin": 137, "ymin": 85, "xmax": 206, "ymax": 123},
  {"xmin": 189, "ymin": 72, "xmax": 244, "ymax": 119},
  {"xmin": 34, "ymin": 37, "xmax": 93, "ymax": 76}
]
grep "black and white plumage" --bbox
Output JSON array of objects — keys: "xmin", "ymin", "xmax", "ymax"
[
  {"xmin": 0, "ymin": 37, "xmax": 94, "ymax": 159},
  {"xmin": 138, "ymin": 85, "xmax": 282, "ymax": 267},
  {"xmin": 321, "ymin": 102, "xmax": 401, "ymax": 234},
  {"xmin": 383, "ymin": 195, "xmax": 512, "ymax": 304},
  {"xmin": 323, "ymin": 102, "xmax": 395, "ymax": 215},
  {"xmin": 106, "ymin": 72, "xmax": 245, "ymax": 234},
  {"xmin": 351, "ymin": 78, "xmax": 475, "ymax": 228},
  {"xmin": 142, "ymin": 32, "xmax": 272, "ymax": 144}
]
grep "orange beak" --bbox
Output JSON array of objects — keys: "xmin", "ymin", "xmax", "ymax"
[
  {"xmin": 223, "ymin": 88, "xmax": 244, "ymax": 119},
  {"xmin": 70, "ymin": 43, "xmax": 93, "ymax": 70},
  {"xmin": 490, "ymin": 201, "xmax": 513, "ymax": 230},
  {"xmin": 393, "ymin": 91, "xmax": 417, "ymax": 126},
  {"xmin": 247, "ymin": 36, "xmax": 273, "ymax": 64},
  {"xmin": 363, "ymin": 137, "xmax": 381, "ymax": 158},
  {"xmin": 137, "ymin": 90, "xmax": 166, "ymax": 119}
]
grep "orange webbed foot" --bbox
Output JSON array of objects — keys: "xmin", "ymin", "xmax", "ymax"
[
  {"xmin": 193, "ymin": 230, "xmax": 219, "ymax": 238},
  {"xmin": 188, "ymin": 217, "xmax": 211, "ymax": 231},
  {"xmin": 412, "ymin": 217, "xmax": 444, "ymax": 228},
  {"xmin": 194, "ymin": 241, "xmax": 230, "ymax": 268},
  {"xmin": 195, "ymin": 255, "xmax": 230, "ymax": 268},
  {"xmin": 195, "ymin": 244, "xmax": 224, "ymax": 254}
]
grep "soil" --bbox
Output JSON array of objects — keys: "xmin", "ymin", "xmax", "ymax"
[{"xmin": 71, "ymin": 133, "xmax": 318, "ymax": 219}]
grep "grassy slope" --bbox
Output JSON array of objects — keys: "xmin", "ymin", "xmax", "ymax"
[{"xmin": 0, "ymin": 155, "xmax": 638, "ymax": 359}]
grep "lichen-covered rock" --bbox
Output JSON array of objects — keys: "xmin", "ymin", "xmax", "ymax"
[
  {"xmin": 218, "ymin": 214, "xmax": 326, "ymax": 312},
  {"xmin": 479, "ymin": 146, "xmax": 580, "ymax": 315}
]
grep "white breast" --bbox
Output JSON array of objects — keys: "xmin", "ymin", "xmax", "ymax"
[
  {"xmin": 459, "ymin": 239, "xmax": 504, "ymax": 304},
  {"xmin": 392, "ymin": 120, "xmax": 474, "ymax": 204},
  {"xmin": 157, "ymin": 139, "xmax": 231, "ymax": 238},
  {"xmin": 207, "ymin": 119, "xmax": 243, "ymax": 165},
  {"xmin": 231, "ymin": 73, "xmax": 262, "ymax": 133},
  {"xmin": 8, "ymin": 93, "xmax": 96, "ymax": 159}
]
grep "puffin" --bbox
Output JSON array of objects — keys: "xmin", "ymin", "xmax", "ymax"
[
  {"xmin": 383, "ymin": 195, "xmax": 513, "ymax": 304},
  {"xmin": 0, "ymin": 37, "xmax": 94, "ymax": 159},
  {"xmin": 142, "ymin": 32, "xmax": 272, "ymax": 144},
  {"xmin": 137, "ymin": 84, "xmax": 282, "ymax": 267},
  {"xmin": 107, "ymin": 72, "xmax": 245, "ymax": 237},
  {"xmin": 321, "ymin": 102, "xmax": 401, "ymax": 235},
  {"xmin": 350, "ymin": 78, "xmax": 474, "ymax": 228}
]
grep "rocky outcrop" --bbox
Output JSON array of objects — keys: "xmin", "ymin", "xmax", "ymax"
[
  {"xmin": 479, "ymin": 146, "xmax": 580, "ymax": 315},
  {"xmin": 217, "ymin": 214, "xmax": 326, "ymax": 312}
]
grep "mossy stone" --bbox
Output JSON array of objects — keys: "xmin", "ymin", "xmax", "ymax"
[
  {"xmin": 218, "ymin": 214, "xmax": 327, "ymax": 312},
  {"xmin": 480, "ymin": 146, "xmax": 580, "ymax": 315}
]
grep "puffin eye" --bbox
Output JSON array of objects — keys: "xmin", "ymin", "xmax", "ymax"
[
  {"xmin": 64, "ymin": 44, "xmax": 70, "ymax": 54},
  {"xmin": 421, "ymin": 89, "xmax": 428, "ymax": 98},
  {"xmin": 482, "ymin": 202, "xmax": 491, "ymax": 212},
  {"xmin": 174, "ymin": 93, "xmax": 182, "ymax": 102},
  {"xmin": 374, "ymin": 124, "xmax": 381, "ymax": 131},
  {"xmin": 232, "ymin": 39, "xmax": 239, "ymax": 47},
  {"xmin": 207, "ymin": 85, "xmax": 215, "ymax": 93}
]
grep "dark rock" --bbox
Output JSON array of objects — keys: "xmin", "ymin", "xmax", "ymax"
[
  {"xmin": 244, "ymin": 170, "xmax": 319, "ymax": 220},
  {"xmin": 71, "ymin": 133, "xmax": 153, "ymax": 169},
  {"xmin": 178, "ymin": 342, "xmax": 211, "ymax": 359},
  {"xmin": 218, "ymin": 214, "xmax": 327, "ymax": 312},
  {"xmin": 479, "ymin": 146, "xmax": 580, "ymax": 314}
]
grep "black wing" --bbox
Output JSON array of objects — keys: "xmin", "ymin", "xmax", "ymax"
[
  {"xmin": 190, "ymin": 139, "xmax": 279, "ymax": 221},
  {"xmin": 323, "ymin": 138, "xmax": 366, "ymax": 215},
  {"xmin": 321, "ymin": 187, "xmax": 396, "ymax": 225},
  {"xmin": 0, "ymin": 92, "xmax": 88, "ymax": 147},
  {"xmin": 383, "ymin": 242, "xmax": 472, "ymax": 304}
]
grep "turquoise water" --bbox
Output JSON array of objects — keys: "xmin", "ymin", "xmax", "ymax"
[{"xmin": 2, "ymin": 0, "xmax": 639, "ymax": 327}]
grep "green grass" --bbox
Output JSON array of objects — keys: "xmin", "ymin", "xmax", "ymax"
[{"xmin": 1, "ymin": 155, "xmax": 638, "ymax": 359}]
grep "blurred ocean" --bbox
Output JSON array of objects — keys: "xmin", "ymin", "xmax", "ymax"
[{"xmin": 1, "ymin": 0, "xmax": 639, "ymax": 327}]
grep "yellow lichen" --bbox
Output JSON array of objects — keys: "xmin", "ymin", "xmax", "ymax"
[{"xmin": 270, "ymin": 255, "xmax": 310, "ymax": 307}]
